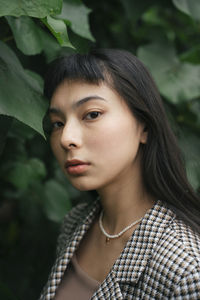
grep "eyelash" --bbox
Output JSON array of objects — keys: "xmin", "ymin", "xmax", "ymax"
[
  {"xmin": 51, "ymin": 121, "xmax": 64, "ymax": 130},
  {"xmin": 84, "ymin": 111, "xmax": 102, "ymax": 120}
]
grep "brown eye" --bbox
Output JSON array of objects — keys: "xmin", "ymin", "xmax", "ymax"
[{"xmin": 85, "ymin": 111, "xmax": 101, "ymax": 120}]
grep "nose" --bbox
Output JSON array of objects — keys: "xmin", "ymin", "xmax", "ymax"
[{"xmin": 60, "ymin": 119, "xmax": 82, "ymax": 150}]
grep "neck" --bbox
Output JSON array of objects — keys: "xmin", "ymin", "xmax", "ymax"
[{"xmin": 97, "ymin": 171, "xmax": 155, "ymax": 235}]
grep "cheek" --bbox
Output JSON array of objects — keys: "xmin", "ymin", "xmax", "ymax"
[
  {"xmin": 87, "ymin": 121, "xmax": 119, "ymax": 149},
  {"xmin": 87, "ymin": 118, "xmax": 139, "ymax": 160}
]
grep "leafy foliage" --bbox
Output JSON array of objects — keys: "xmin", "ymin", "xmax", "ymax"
[
  {"xmin": 6, "ymin": 16, "xmax": 44, "ymax": 55},
  {"xmin": 42, "ymin": 15, "xmax": 74, "ymax": 48},
  {"xmin": 173, "ymin": 0, "xmax": 200, "ymax": 20},
  {"xmin": 0, "ymin": 0, "xmax": 199, "ymax": 299},
  {"xmin": 0, "ymin": 41, "xmax": 47, "ymax": 136},
  {"xmin": 0, "ymin": 0, "xmax": 62, "ymax": 18},
  {"xmin": 138, "ymin": 42, "xmax": 200, "ymax": 103}
]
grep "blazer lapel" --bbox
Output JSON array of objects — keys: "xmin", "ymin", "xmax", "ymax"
[{"xmin": 91, "ymin": 272, "xmax": 124, "ymax": 300}]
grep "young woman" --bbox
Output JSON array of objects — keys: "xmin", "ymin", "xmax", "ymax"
[{"xmin": 40, "ymin": 49, "xmax": 200, "ymax": 300}]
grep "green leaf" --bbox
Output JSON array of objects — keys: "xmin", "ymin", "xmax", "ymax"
[
  {"xmin": 44, "ymin": 180, "xmax": 71, "ymax": 222},
  {"xmin": 9, "ymin": 118, "xmax": 36, "ymax": 140},
  {"xmin": 25, "ymin": 69, "xmax": 44, "ymax": 91},
  {"xmin": 0, "ymin": 0, "xmax": 62, "ymax": 18},
  {"xmin": 138, "ymin": 42, "xmax": 178, "ymax": 81},
  {"xmin": 159, "ymin": 63, "xmax": 200, "ymax": 104},
  {"xmin": 6, "ymin": 16, "xmax": 43, "ymax": 55},
  {"xmin": 173, "ymin": 0, "xmax": 200, "ymax": 21},
  {"xmin": 6, "ymin": 14, "xmax": 66, "ymax": 59},
  {"xmin": 42, "ymin": 16, "xmax": 74, "ymax": 48},
  {"xmin": 5, "ymin": 158, "xmax": 47, "ymax": 190},
  {"xmin": 37, "ymin": 26, "xmax": 62, "ymax": 62},
  {"xmin": 138, "ymin": 42, "xmax": 200, "ymax": 103},
  {"xmin": 0, "ymin": 41, "xmax": 48, "ymax": 137},
  {"xmin": 57, "ymin": 0, "xmax": 95, "ymax": 41}
]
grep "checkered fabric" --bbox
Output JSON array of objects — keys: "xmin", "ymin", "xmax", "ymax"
[{"xmin": 39, "ymin": 200, "xmax": 200, "ymax": 299}]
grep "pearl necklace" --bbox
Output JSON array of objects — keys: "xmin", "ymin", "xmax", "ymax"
[{"xmin": 99, "ymin": 211, "xmax": 142, "ymax": 243}]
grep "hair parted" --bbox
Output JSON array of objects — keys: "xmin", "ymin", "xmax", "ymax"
[{"xmin": 44, "ymin": 48, "xmax": 200, "ymax": 233}]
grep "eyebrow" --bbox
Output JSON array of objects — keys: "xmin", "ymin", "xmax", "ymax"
[{"xmin": 48, "ymin": 95, "xmax": 107, "ymax": 115}]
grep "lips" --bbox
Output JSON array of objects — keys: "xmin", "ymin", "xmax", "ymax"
[
  {"xmin": 65, "ymin": 159, "xmax": 90, "ymax": 175},
  {"xmin": 65, "ymin": 159, "xmax": 89, "ymax": 168}
]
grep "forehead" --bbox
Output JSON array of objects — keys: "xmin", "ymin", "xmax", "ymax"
[{"xmin": 50, "ymin": 80, "xmax": 123, "ymax": 107}]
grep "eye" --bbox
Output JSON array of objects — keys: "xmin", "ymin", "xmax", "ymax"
[
  {"xmin": 84, "ymin": 111, "xmax": 101, "ymax": 120},
  {"xmin": 51, "ymin": 121, "xmax": 64, "ymax": 130}
]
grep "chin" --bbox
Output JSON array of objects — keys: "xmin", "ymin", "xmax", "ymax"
[
  {"xmin": 70, "ymin": 181, "xmax": 98, "ymax": 192},
  {"xmin": 66, "ymin": 174, "xmax": 103, "ymax": 192}
]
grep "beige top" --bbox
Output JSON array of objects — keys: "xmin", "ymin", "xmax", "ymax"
[{"xmin": 54, "ymin": 255, "xmax": 100, "ymax": 300}]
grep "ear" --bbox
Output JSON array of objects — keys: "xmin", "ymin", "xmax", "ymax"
[{"xmin": 140, "ymin": 125, "xmax": 148, "ymax": 144}]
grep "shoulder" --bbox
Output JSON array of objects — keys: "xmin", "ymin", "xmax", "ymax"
[
  {"xmin": 157, "ymin": 208, "xmax": 200, "ymax": 266},
  {"xmin": 165, "ymin": 218, "xmax": 200, "ymax": 297},
  {"xmin": 149, "ymin": 204, "xmax": 200, "ymax": 296},
  {"xmin": 171, "ymin": 217, "xmax": 200, "ymax": 261},
  {"xmin": 153, "ymin": 202, "xmax": 200, "ymax": 266}
]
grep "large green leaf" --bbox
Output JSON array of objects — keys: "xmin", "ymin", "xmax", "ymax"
[
  {"xmin": 25, "ymin": 69, "xmax": 44, "ymax": 91},
  {"xmin": 37, "ymin": 26, "xmax": 62, "ymax": 62},
  {"xmin": 138, "ymin": 42, "xmax": 200, "ymax": 103},
  {"xmin": 173, "ymin": 0, "xmax": 200, "ymax": 21},
  {"xmin": 57, "ymin": 0, "xmax": 94, "ymax": 41},
  {"xmin": 44, "ymin": 180, "xmax": 71, "ymax": 222},
  {"xmin": 0, "ymin": 0, "xmax": 62, "ymax": 18},
  {"xmin": 6, "ymin": 16, "xmax": 43, "ymax": 55},
  {"xmin": 0, "ymin": 41, "xmax": 48, "ymax": 137},
  {"xmin": 42, "ymin": 16, "xmax": 74, "ymax": 48},
  {"xmin": 159, "ymin": 63, "xmax": 200, "ymax": 104}
]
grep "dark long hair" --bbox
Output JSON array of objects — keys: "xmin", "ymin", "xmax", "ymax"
[{"xmin": 44, "ymin": 48, "xmax": 200, "ymax": 233}]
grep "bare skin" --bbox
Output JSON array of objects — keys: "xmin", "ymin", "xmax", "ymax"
[{"xmin": 49, "ymin": 80, "xmax": 155, "ymax": 282}]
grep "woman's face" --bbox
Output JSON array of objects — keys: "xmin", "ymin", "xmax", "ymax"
[{"xmin": 49, "ymin": 80, "xmax": 147, "ymax": 192}]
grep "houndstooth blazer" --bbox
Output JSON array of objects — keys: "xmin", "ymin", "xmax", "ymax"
[{"xmin": 39, "ymin": 199, "xmax": 200, "ymax": 299}]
